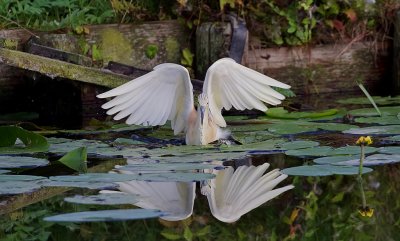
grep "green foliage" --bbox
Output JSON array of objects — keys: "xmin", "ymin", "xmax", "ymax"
[
  {"xmin": 181, "ymin": 48, "xmax": 194, "ymax": 67},
  {"xmin": 0, "ymin": 126, "xmax": 49, "ymax": 154},
  {"xmin": 57, "ymin": 147, "xmax": 88, "ymax": 173},
  {"xmin": 146, "ymin": 44, "xmax": 159, "ymax": 59},
  {"xmin": 0, "ymin": 0, "xmax": 115, "ymax": 30}
]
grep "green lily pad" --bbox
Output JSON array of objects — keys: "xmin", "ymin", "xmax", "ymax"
[
  {"xmin": 0, "ymin": 175, "xmax": 47, "ymax": 181},
  {"xmin": 64, "ymin": 193, "xmax": 139, "ymax": 205},
  {"xmin": 113, "ymin": 138, "xmax": 146, "ymax": 145},
  {"xmin": 267, "ymin": 121, "xmax": 357, "ymax": 135},
  {"xmin": 285, "ymin": 146, "xmax": 377, "ymax": 157},
  {"xmin": 50, "ymin": 172, "xmax": 215, "ymax": 183},
  {"xmin": 0, "ymin": 169, "xmax": 10, "ymax": 174},
  {"xmin": 337, "ymin": 96, "xmax": 400, "ymax": 105},
  {"xmin": 57, "ymin": 147, "xmax": 87, "ymax": 173},
  {"xmin": 282, "ymin": 165, "xmax": 373, "ymax": 176},
  {"xmin": 317, "ymin": 154, "xmax": 400, "ymax": 166},
  {"xmin": 266, "ymin": 107, "xmax": 338, "ymax": 119},
  {"xmin": 0, "ymin": 181, "xmax": 43, "ymax": 195},
  {"xmin": 116, "ymin": 163, "xmax": 220, "ymax": 172},
  {"xmin": 379, "ymin": 146, "xmax": 400, "ymax": 154},
  {"xmin": 347, "ymin": 106, "xmax": 400, "ymax": 117},
  {"xmin": 232, "ymin": 131, "xmax": 278, "ymax": 144},
  {"xmin": 343, "ymin": 125, "xmax": 400, "ymax": 135},
  {"xmin": 355, "ymin": 116, "xmax": 400, "ymax": 125},
  {"xmin": 0, "ymin": 126, "xmax": 49, "ymax": 154},
  {"xmin": 313, "ymin": 155, "xmax": 360, "ymax": 165},
  {"xmin": 48, "ymin": 138, "xmax": 110, "ymax": 154},
  {"xmin": 384, "ymin": 135, "xmax": 400, "ymax": 142},
  {"xmin": 43, "ymin": 181, "xmax": 118, "ymax": 190},
  {"xmin": 0, "ymin": 156, "xmax": 49, "ymax": 169},
  {"xmin": 44, "ymin": 209, "xmax": 165, "ymax": 222},
  {"xmin": 278, "ymin": 140, "xmax": 320, "ymax": 150}
]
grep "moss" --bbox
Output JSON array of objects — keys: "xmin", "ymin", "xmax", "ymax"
[
  {"xmin": 98, "ymin": 28, "xmax": 133, "ymax": 65},
  {"xmin": 165, "ymin": 37, "xmax": 180, "ymax": 62},
  {"xmin": 0, "ymin": 38, "xmax": 18, "ymax": 50}
]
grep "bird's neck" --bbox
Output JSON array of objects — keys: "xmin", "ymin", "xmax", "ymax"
[{"xmin": 185, "ymin": 105, "xmax": 218, "ymax": 145}]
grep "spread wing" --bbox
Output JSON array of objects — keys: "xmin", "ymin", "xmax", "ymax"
[
  {"xmin": 203, "ymin": 58, "xmax": 291, "ymax": 127},
  {"xmin": 97, "ymin": 64, "xmax": 194, "ymax": 134}
]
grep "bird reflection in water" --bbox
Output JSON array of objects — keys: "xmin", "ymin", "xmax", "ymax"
[{"xmin": 102, "ymin": 163, "xmax": 293, "ymax": 223}]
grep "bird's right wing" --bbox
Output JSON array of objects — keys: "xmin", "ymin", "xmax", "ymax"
[{"xmin": 97, "ymin": 64, "xmax": 194, "ymax": 134}]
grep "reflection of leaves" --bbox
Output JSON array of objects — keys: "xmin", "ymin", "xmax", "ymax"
[{"xmin": 0, "ymin": 126, "xmax": 49, "ymax": 154}]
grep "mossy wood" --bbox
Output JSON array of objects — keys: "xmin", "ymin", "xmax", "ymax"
[
  {"xmin": 244, "ymin": 38, "xmax": 390, "ymax": 95},
  {"xmin": 0, "ymin": 48, "xmax": 130, "ymax": 88},
  {"xmin": 393, "ymin": 11, "xmax": 400, "ymax": 94},
  {"xmin": 0, "ymin": 158, "xmax": 127, "ymax": 215},
  {"xmin": 196, "ymin": 22, "xmax": 231, "ymax": 78}
]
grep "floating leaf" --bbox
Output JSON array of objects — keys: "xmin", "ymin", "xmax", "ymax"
[
  {"xmin": 57, "ymin": 147, "xmax": 87, "ymax": 173},
  {"xmin": 0, "ymin": 126, "xmax": 49, "ymax": 154},
  {"xmin": 379, "ymin": 146, "xmax": 400, "ymax": 155},
  {"xmin": 384, "ymin": 135, "xmax": 400, "ymax": 142},
  {"xmin": 337, "ymin": 96, "xmax": 400, "ymax": 105},
  {"xmin": 0, "ymin": 175, "xmax": 47, "ymax": 181},
  {"xmin": 347, "ymin": 106, "xmax": 400, "ymax": 117},
  {"xmin": 316, "ymin": 154, "xmax": 400, "ymax": 166},
  {"xmin": 343, "ymin": 125, "xmax": 400, "ymax": 135},
  {"xmin": 0, "ymin": 156, "xmax": 49, "ymax": 169},
  {"xmin": 44, "ymin": 209, "xmax": 165, "ymax": 222},
  {"xmin": 64, "ymin": 193, "xmax": 139, "ymax": 205},
  {"xmin": 282, "ymin": 165, "xmax": 373, "ymax": 176},
  {"xmin": 278, "ymin": 140, "xmax": 320, "ymax": 150},
  {"xmin": 0, "ymin": 169, "xmax": 10, "ymax": 174},
  {"xmin": 285, "ymin": 146, "xmax": 377, "ymax": 157},
  {"xmin": 0, "ymin": 181, "xmax": 43, "ymax": 195},
  {"xmin": 43, "ymin": 181, "xmax": 118, "ymax": 190},
  {"xmin": 267, "ymin": 121, "xmax": 357, "ymax": 135},
  {"xmin": 355, "ymin": 116, "xmax": 400, "ymax": 125},
  {"xmin": 116, "ymin": 163, "xmax": 219, "ymax": 173},
  {"xmin": 266, "ymin": 107, "xmax": 338, "ymax": 119}
]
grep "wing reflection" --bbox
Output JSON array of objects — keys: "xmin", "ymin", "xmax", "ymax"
[{"xmin": 107, "ymin": 163, "xmax": 293, "ymax": 223}]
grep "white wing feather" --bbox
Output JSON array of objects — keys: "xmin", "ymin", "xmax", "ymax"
[
  {"xmin": 206, "ymin": 163, "xmax": 294, "ymax": 223},
  {"xmin": 203, "ymin": 58, "xmax": 291, "ymax": 127},
  {"xmin": 97, "ymin": 64, "xmax": 194, "ymax": 134}
]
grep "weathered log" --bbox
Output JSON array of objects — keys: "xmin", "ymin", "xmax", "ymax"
[
  {"xmin": 393, "ymin": 11, "xmax": 400, "ymax": 94},
  {"xmin": 0, "ymin": 47, "xmax": 130, "ymax": 88},
  {"xmin": 244, "ymin": 38, "xmax": 389, "ymax": 95},
  {"xmin": 196, "ymin": 22, "xmax": 231, "ymax": 78}
]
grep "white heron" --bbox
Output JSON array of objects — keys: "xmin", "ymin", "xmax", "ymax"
[{"xmin": 97, "ymin": 58, "xmax": 290, "ymax": 145}]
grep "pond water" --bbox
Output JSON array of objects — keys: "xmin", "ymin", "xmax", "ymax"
[{"xmin": 0, "ymin": 95, "xmax": 400, "ymax": 241}]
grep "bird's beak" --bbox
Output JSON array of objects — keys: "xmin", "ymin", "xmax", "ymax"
[{"xmin": 200, "ymin": 106, "xmax": 205, "ymax": 126}]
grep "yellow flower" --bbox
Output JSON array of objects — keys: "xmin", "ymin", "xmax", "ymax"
[
  {"xmin": 358, "ymin": 206, "xmax": 374, "ymax": 217},
  {"xmin": 356, "ymin": 136, "xmax": 373, "ymax": 146}
]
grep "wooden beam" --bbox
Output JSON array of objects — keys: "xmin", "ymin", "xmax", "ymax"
[{"xmin": 0, "ymin": 47, "xmax": 130, "ymax": 88}]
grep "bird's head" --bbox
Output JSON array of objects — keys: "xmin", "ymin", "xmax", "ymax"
[{"xmin": 197, "ymin": 93, "xmax": 209, "ymax": 127}]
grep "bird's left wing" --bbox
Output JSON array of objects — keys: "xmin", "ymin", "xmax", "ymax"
[
  {"xmin": 97, "ymin": 64, "xmax": 194, "ymax": 134},
  {"xmin": 203, "ymin": 58, "xmax": 291, "ymax": 127}
]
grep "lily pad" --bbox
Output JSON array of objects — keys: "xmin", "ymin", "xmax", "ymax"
[
  {"xmin": 0, "ymin": 169, "xmax": 10, "ymax": 174},
  {"xmin": 116, "ymin": 163, "xmax": 220, "ymax": 173},
  {"xmin": 44, "ymin": 209, "xmax": 165, "ymax": 222},
  {"xmin": 384, "ymin": 135, "xmax": 400, "ymax": 142},
  {"xmin": 282, "ymin": 165, "xmax": 373, "ymax": 176},
  {"xmin": 355, "ymin": 116, "xmax": 400, "ymax": 125},
  {"xmin": 64, "ymin": 193, "xmax": 139, "ymax": 205},
  {"xmin": 0, "ymin": 126, "xmax": 49, "ymax": 154},
  {"xmin": 0, "ymin": 175, "xmax": 47, "ymax": 181},
  {"xmin": 267, "ymin": 121, "xmax": 357, "ymax": 135},
  {"xmin": 277, "ymin": 140, "xmax": 320, "ymax": 150},
  {"xmin": 0, "ymin": 156, "xmax": 49, "ymax": 169},
  {"xmin": 347, "ymin": 106, "xmax": 400, "ymax": 117},
  {"xmin": 266, "ymin": 107, "xmax": 338, "ymax": 119},
  {"xmin": 337, "ymin": 96, "xmax": 400, "ymax": 105},
  {"xmin": 379, "ymin": 146, "xmax": 400, "ymax": 155},
  {"xmin": 0, "ymin": 181, "xmax": 43, "ymax": 195},
  {"xmin": 43, "ymin": 181, "xmax": 118, "ymax": 190},
  {"xmin": 285, "ymin": 146, "xmax": 377, "ymax": 157},
  {"xmin": 313, "ymin": 155, "xmax": 360, "ymax": 165},
  {"xmin": 343, "ymin": 125, "xmax": 400, "ymax": 135},
  {"xmin": 316, "ymin": 154, "xmax": 400, "ymax": 166}
]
